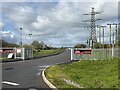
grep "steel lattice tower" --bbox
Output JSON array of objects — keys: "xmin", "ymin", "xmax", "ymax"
[
  {"xmin": 90, "ymin": 8, "xmax": 96, "ymax": 48},
  {"xmin": 83, "ymin": 7, "xmax": 102, "ymax": 48}
]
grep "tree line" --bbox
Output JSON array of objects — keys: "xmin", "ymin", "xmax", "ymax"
[
  {"xmin": 0, "ymin": 40, "xmax": 57, "ymax": 50},
  {"xmin": 74, "ymin": 43, "xmax": 119, "ymax": 48}
]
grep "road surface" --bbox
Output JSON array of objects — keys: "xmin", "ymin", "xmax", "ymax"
[{"xmin": 2, "ymin": 50, "xmax": 71, "ymax": 89}]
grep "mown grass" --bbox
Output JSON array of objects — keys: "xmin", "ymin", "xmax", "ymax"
[
  {"xmin": 33, "ymin": 49, "xmax": 64, "ymax": 57},
  {"xmin": 45, "ymin": 59, "xmax": 119, "ymax": 89}
]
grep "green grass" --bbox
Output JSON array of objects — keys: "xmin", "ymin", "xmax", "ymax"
[
  {"xmin": 45, "ymin": 59, "xmax": 119, "ymax": 89},
  {"xmin": 0, "ymin": 58, "xmax": 9, "ymax": 60},
  {"xmin": 33, "ymin": 49, "xmax": 64, "ymax": 57}
]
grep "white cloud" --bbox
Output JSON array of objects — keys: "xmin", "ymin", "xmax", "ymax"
[
  {"xmin": 0, "ymin": 31, "xmax": 17, "ymax": 43},
  {"xmin": 32, "ymin": 16, "xmax": 49, "ymax": 30},
  {"xmin": 0, "ymin": 22, "xmax": 4, "ymax": 30},
  {"xmin": 2, "ymin": 1, "xmax": 118, "ymax": 47}
]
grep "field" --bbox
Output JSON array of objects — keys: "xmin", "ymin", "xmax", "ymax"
[{"xmin": 45, "ymin": 58, "xmax": 119, "ymax": 89}]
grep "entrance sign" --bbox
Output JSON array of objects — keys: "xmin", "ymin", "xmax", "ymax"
[
  {"xmin": 71, "ymin": 48, "xmax": 92, "ymax": 60},
  {"xmin": 7, "ymin": 53, "xmax": 13, "ymax": 59},
  {"xmin": 0, "ymin": 49, "xmax": 13, "ymax": 54},
  {"xmin": 74, "ymin": 49, "xmax": 92, "ymax": 54},
  {"xmin": 17, "ymin": 49, "xmax": 22, "ymax": 53}
]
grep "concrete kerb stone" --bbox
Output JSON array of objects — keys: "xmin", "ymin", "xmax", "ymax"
[{"xmin": 42, "ymin": 66, "xmax": 59, "ymax": 90}]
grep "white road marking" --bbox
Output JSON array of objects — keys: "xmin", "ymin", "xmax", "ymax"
[
  {"xmin": 37, "ymin": 72, "xmax": 41, "ymax": 76},
  {"xmin": 38, "ymin": 65, "xmax": 49, "ymax": 68},
  {"xmin": 38, "ymin": 69, "xmax": 44, "ymax": 71},
  {"xmin": 2, "ymin": 81, "xmax": 20, "ymax": 86},
  {"xmin": 29, "ymin": 88, "xmax": 38, "ymax": 90}
]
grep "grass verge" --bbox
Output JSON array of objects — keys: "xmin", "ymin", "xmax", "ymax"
[
  {"xmin": 45, "ymin": 59, "xmax": 119, "ymax": 89},
  {"xmin": 0, "ymin": 58, "xmax": 9, "ymax": 60},
  {"xmin": 33, "ymin": 49, "xmax": 64, "ymax": 57}
]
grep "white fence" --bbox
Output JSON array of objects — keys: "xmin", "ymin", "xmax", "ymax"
[
  {"xmin": 71, "ymin": 48, "xmax": 119, "ymax": 60},
  {"xmin": 15, "ymin": 48, "xmax": 33, "ymax": 60}
]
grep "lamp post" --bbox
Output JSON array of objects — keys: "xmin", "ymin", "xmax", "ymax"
[
  {"xmin": 28, "ymin": 33, "xmax": 33, "ymax": 59},
  {"xmin": 20, "ymin": 27, "xmax": 22, "ymax": 47},
  {"xmin": 28, "ymin": 34, "xmax": 32, "ymax": 45}
]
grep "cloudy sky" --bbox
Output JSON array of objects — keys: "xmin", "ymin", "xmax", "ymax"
[{"xmin": 0, "ymin": 0, "xmax": 119, "ymax": 47}]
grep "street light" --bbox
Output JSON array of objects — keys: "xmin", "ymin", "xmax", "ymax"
[
  {"xmin": 20, "ymin": 27, "xmax": 22, "ymax": 47},
  {"xmin": 28, "ymin": 33, "xmax": 33, "ymax": 59},
  {"xmin": 28, "ymin": 34, "xmax": 32, "ymax": 45}
]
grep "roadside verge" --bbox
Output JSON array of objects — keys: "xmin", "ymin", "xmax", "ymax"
[
  {"xmin": 42, "ymin": 67, "xmax": 58, "ymax": 90},
  {"xmin": 42, "ymin": 60, "xmax": 79, "ymax": 90}
]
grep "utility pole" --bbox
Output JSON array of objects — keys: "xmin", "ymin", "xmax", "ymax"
[
  {"xmin": 107, "ymin": 23, "xmax": 119, "ymax": 58},
  {"xmin": 97, "ymin": 26, "xmax": 102, "ymax": 45},
  {"xmin": 101, "ymin": 26, "xmax": 107, "ymax": 48},
  {"xmin": 107, "ymin": 24, "xmax": 112, "ymax": 48},
  {"xmin": 83, "ymin": 7, "xmax": 102, "ymax": 49},
  {"xmin": 112, "ymin": 23, "xmax": 118, "ymax": 48}
]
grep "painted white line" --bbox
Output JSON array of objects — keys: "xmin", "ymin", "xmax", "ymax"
[
  {"xmin": 29, "ymin": 88, "xmax": 38, "ymax": 90},
  {"xmin": 2, "ymin": 81, "xmax": 20, "ymax": 86},
  {"xmin": 38, "ymin": 66, "xmax": 49, "ymax": 68},
  {"xmin": 37, "ymin": 72, "xmax": 41, "ymax": 76},
  {"xmin": 38, "ymin": 69, "xmax": 44, "ymax": 71}
]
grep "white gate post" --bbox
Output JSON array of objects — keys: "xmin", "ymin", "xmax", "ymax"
[
  {"xmin": 32, "ymin": 48, "xmax": 33, "ymax": 59},
  {"xmin": 22, "ymin": 48, "xmax": 25, "ymax": 60},
  {"xmin": 112, "ymin": 44, "xmax": 114, "ymax": 58},
  {"xmin": 14, "ymin": 47, "xmax": 16, "ymax": 59},
  {"xmin": 71, "ymin": 48, "xmax": 73, "ymax": 60}
]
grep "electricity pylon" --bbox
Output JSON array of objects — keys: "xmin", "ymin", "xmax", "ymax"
[{"xmin": 83, "ymin": 7, "xmax": 102, "ymax": 48}]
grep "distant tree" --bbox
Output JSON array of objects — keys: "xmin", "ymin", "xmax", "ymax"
[
  {"xmin": 94, "ymin": 43, "xmax": 101, "ymax": 48},
  {"xmin": 94, "ymin": 43, "xmax": 111, "ymax": 48},
  {"xmin": 23, "ymin": 44, "xmax": 32, "ymax": 48},
  {"xmin": 31, "ymin": 40, "xmax": 42, "ymax": 49},
  {"xmin": 74, "ymin": 44, "xmax": 86, "ymax": 48},
  {"xmin": 40, "ymin": 41, "xmax": 47, "ymax": 50}
]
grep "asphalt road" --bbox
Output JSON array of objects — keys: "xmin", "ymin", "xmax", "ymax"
[{"xmin": 2, "ymin": 50, "xmax": 71, "ymax": 89}]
